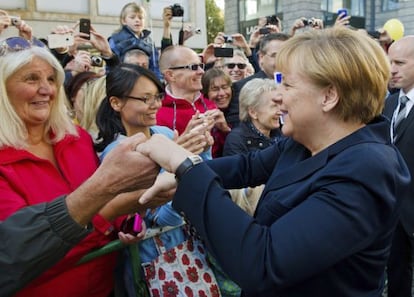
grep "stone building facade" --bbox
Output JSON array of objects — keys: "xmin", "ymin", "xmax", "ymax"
[
  {"xmin": 224, "ymin": 0, "xmax": 414, "ymax": 40},
  {"xmin": 0, "ymin": 0, "xmax": 207, "ymax": 49}
]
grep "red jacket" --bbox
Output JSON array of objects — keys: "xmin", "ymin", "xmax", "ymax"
[
  {"xmin": 0, "ymin": 127, "xmax": 120, "ymax": 297},
  {"xmin": 156, "ymin": 91, "xmax": 217, "ymax": 134}
]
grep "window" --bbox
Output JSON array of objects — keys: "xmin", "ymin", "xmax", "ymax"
[
  {"xmin": 0, "ymin": 0, "xmax": 26, "ymax": 9},
  {"xmin": 321, "ymin": 0, "xmax": 364, "ymax": 16},
  {"xmin": 382, "ymin": 0, "xmax": 399, "ymax": 11},
  {"xmin": 239, "ymin": 0, "xmax": 282, "ymax": 21},
  {"xmin": 36, "ymin": 0, "xmax": 89, "ymax": 13}
]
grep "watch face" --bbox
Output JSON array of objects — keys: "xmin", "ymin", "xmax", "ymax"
[{"xmin": 188, "ymin": 155, "xmax": 203, "ymax": 165}]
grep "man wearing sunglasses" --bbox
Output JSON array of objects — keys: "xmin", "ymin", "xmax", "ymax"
[
  {"xmin": 227, "ymin": 33, "xmax": 290, "ymax": 128},
  {"xmin": 157, "ymin": 45, "xmax": 230, "ymax": 145},
  {"xmin": 221, "ymin": 49, "xmax": 249, "ymax": 82}
]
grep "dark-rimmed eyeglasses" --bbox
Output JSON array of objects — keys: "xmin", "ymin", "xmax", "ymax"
[
  {"xmin": 169, "ymin": 63, "xmax": 205, "ymax": 71},
  {"xmin": 0, "ymin": 37, "xmax": 46, "ymax": 56},
  {"xmin": 124, "ymin": 93, "xmax": 165, "ymax": 105},
  {"xmin": 225, "ymin": 63, "xmax": 247, "ymax": 70}
]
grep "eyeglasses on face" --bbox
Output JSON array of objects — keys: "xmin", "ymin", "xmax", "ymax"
[
  {"xmin": 169, "ymin": 63, "xmax": 205, "ymax": 71},
  {"xmin": 0, "ymin": 37, "xmax": 46, "ymax": 56},
  {"xmin": 225, "ymin": 63, "xmax": 247, "ymax": 69},
  {"xmin": 124, "ymin": 93, "xmax": 165, "ymax": 105}
]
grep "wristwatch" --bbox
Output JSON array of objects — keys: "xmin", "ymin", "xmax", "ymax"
[{"xmin": 175, "ymin": 155, "xmax": 203, "ymax": 182}]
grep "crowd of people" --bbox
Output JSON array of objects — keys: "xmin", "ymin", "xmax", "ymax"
[{"xmin": 0, "ymin": 3, "xmax": 413, "ymax": 297}]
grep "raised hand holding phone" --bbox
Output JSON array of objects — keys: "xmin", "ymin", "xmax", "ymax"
[
  {"xmin": 79, "ymin": 18, "xmax": 91, "ymax": 39},
  {"xmin": 335, "ymin": 8, "xmax": 351, "ymax": 27}
]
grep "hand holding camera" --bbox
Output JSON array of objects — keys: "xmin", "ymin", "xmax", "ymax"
[
  {"xmin": 301, "ymin": 18, "xmax": 323, "ymax": 28},
  {"xmin": 10, "ymin": 16, "xmax": 22, "ymax": 26},
  {"xmin": 170, "ymin": 3, "xmax": 184, "ymax": 17},
  {"xmin": 9, "ymin": 15, "xmax": 33, "ymax": 40}
]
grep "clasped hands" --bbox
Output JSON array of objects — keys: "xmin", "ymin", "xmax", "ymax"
[{"xmin": 132, "ymin": 132, "xmax": 195, "ymax": 205}]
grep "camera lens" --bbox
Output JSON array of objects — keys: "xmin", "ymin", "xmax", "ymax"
[
  {"xmin": 11, "ymin": 17, "xmax": 21, "ymax": 26},
  {"xmin": 224, "ymin": 35, "xmax": 233, "ymax": 43},
  {"xmin": 91, "ymin": 56, "xmax": 103, "ymax": 67}
]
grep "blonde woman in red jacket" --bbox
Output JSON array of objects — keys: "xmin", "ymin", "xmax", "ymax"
[{"xmin": 0, "ymin": 38, "xmax": 158, "ymax": 297}]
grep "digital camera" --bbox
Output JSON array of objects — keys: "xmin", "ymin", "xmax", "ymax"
[
  {"xmin": 91, "ymin": 55, "xmax": 103, "ymax": 67},
  {"xmin": 223, "ymin": 35, "xmax": 233, "ymax": 43},
  {"xmin": 302, "ymin": 19, "xmax": 314, "ymax": 26},
  {"xmin": 170, "ymin": 4, "xmax": 184, "ymax": 17},
  {"xmin": 10, "ymin": 16, "xmax": 21, "ymax": 26}
]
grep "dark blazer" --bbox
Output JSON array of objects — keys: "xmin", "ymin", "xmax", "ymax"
[
  {"xmin": 383, "ymin": 93, "xmax": 414, "ymax": 236},
  {"xmin": 226, "ymin": 70, "xmax": 269, "ymax": 128},
  {"xmin": 172, "ymin": 116, "xmax": 410, "ymax": 297},
  {"xmin": 223, "ymin": 121, "xmax": 281, "ymax": 156}
]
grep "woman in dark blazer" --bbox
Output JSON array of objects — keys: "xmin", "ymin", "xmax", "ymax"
[{"xmin": 135, "ymin": 27, "xmax": 410, "ymax": 297}]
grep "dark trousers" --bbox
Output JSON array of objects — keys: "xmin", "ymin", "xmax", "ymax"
[{"xmin": 387, "ymin": 222, "xmax": 414, "ymax": 297}]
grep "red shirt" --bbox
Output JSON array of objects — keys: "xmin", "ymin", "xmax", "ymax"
[
  {"xmin": 156, "ymin": 91, "xmax": 217, "ymax": 134},
  {"xmin": 0, "ymin": 127, "xmax": 120, "ymax": 297}
]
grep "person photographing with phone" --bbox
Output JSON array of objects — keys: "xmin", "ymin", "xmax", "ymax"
[{"xmin": 334, "ymin": 8, "xmax": 351, "ymax": 27}]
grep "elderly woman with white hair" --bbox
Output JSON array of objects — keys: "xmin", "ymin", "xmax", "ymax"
[
  {"xmin": 223, "ymin": 78, "xmax": 283, "ymax": 156},
  {"xmin": 0, "ymin": 37, "xmax": 158, "ymax": 297}
]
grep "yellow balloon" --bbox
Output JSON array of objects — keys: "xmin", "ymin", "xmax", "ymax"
[{"xmin": 383, "ymin": 19, "xmax": 405, "ymax": 41}]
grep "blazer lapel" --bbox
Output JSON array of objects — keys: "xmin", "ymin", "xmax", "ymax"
[
  {"xmin": 383, "ymin": 94, "xmax": 398, "ymax": 119},
  {"xmin": 263, "ymin": 120, "xmax": 387, "ymax": 193},
  {"xmin": 394, "ymin": 106, "xmax": 414, "ymax": 143},
  {"xmin": 265, "ymin": 150, "xmax": 328, "ymax": 192}
]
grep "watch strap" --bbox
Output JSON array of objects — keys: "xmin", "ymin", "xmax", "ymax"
[{"xmin": 175, "ymin": 155, "xmax": 203, "ymax": 181}]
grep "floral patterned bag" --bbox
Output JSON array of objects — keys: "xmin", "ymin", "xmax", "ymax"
[{"xmin": 142, "ymin": 232, "xmax": 222, "ymax": 297}]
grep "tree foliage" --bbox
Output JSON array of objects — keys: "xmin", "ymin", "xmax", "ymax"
[{"xmin": 205, "ymin": 0, "xmax": 224, "ymax": 44}]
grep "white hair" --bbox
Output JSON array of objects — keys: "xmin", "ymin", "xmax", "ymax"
[{"xmin": 0, "ymin": 46, "xmax": 77, "ymax": 149}]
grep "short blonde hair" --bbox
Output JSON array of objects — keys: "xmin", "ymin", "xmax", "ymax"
[
  {"xmin": 239, "ymin": 78, "xmax": 278, "ymax": 122},
  {"xmin": 275, "ymin": 27, "xmax": 390, "ymax": 123},
  {"xmin": 0, "ymin": 46, "xmax": 77, "ymax": 149},
  {"xmin": 120, "ymin": 2, "xmax": 146, "ymax": 25}
]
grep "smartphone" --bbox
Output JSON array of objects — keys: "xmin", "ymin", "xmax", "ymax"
[
  {"xmin": 47, "ymin": 34, "xmax": 74, "ymax": 49},
  {"xmin": 214, "ymin": 47, "xmax": 234, "ymax": 58},
  {"xmin": 79, "ymin": 18, "xmax": 91, "ymax": 39},
  {"xmin": 121, "ymin": 214, "xmax": 143, "ymax": 235},
  {"xmin": 367, "ymin": 30, "xmax": 381, "ymax": 40},
  {"xmin": 337, "ymin": 8, "xmax": 348, "ymax": 17}
]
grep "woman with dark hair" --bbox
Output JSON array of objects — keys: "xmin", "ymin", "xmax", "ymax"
[
  {"xmin": 95, "ymin": 63, "xmax": 212, "ymax": 296},
  {"xmin": 201, "ymin": 67, "xmax": 233, "ymax": 158},
  {"xmin": 95, "ymin": 63, "xmax": 165, "ymax": 153}
]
